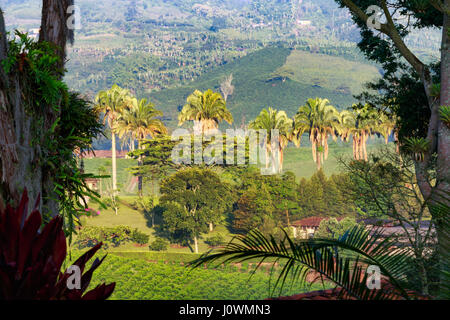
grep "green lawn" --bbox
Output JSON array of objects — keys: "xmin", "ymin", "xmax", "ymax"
[
  {"xmin": 283, "ymin": 141, "xmax": 388, "ymax": 179},
  {"xmin": 79, "ymin": 141, "xmax": 392, "ymax": 254},
  {"xmin": 76, "ymin": 196, "xmax": 236, "ymax": 254}
]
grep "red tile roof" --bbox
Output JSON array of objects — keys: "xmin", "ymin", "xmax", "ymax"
[{"xmin": 291, "ymin": 217, "xmax": 344, "ymax": 228}]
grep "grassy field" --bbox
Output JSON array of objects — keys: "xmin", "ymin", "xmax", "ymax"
[
  {"xmin": 280, "ymin": 50, "xmax": 380, "ymax": 96},
  {"xmin": 283, "ymin": 140, "xmax": 388, "ymax": 179},
  {"xmin": 75, "ymin": 196, "xmax": 236, "ymax": 254}
]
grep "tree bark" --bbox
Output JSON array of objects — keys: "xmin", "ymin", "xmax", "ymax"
[
  {"xmin": 433, "ymin": 5, "xmax": 450, "ymax": 298},
  {"xmin": 137, "ymin": 139, "xmax": 143, "ymax": 197},
  {"xmin": 0, "ymin": 1, "xmax": 73, "ymax": 215},
  {"xmin": 194, "ymin": 235, "xmax": 199, "ymax": 254},
  {"xmin": 316, "ymin": 149, "xmax": 322, "ymax": 171},
  {"xmin": 111, "ymin": 133, "xmax": 117, "ymax": 192}
]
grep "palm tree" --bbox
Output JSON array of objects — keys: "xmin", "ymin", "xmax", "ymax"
[
  {"xmin": 336, "ymin": 110, "xmax": 355, "ymax": 143},
  {"xmin": 249, "ymin": 108, "xmax": 293, "ymax": 174},
  {"xmin": 376, "ymin": 112, "xmax": 398, "ymax": 152},
  {"xmin": 178, "ymin": 89, "xmax": 233, "ymax": 134},
  {"xmin": 95, "ymin": 84, "xmax": 132, "ymax": 193},
  {"xmin": 116, "ymin": 98, "xmax": 168, "ymax": 196},
  {"xmin": 346, "ymin": 104, "xmax": 379, "ymax": 161},
  {"xmin": 293, "ymin": 98, "xmax": 340, "ymax": 170}
]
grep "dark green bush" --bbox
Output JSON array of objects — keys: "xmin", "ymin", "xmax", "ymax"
[
  {"xmin": 131, "ymin": 229, "xmax": 150, "ymax": 245},
  {"xmin": 149, "ymin": 238, "xmax": 169, "ymax": 251},
  {"xmin": 204, "ymin": 233, "xmax": 225, "ymax": 247},
  {"xmin": 75, "ymin": 225, "xmax": 149, "ymax": 249}
]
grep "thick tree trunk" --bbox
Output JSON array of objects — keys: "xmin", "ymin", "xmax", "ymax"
[
  {"xmin": 0, "ymin": 1, "xmax": 72, "ymax": 215},
  {"xmin": 433, "ymin": 6, "xmax": 450, "ymax": 298},
  {"xmin": 316, "ymin": 150, "xmax": 322, "ymax": 171}
]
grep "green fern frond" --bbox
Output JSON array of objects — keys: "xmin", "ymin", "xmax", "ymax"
[{"xmin": 438, "ymin": 106, "xmax": 450, "ymax": 128}]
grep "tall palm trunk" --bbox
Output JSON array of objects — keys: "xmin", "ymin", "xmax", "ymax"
[
  {"xmin": 138, "ymin": 139, "xmax": 143, "ymax": 197},
  {"xmin": 279, "ymin": 145, "xmax": 284, "ymax": 173},
  {"xmin": 111, "ymin": 133, "xmax": 117, "ymax": 192},
  {"xmin": 363, "ymin": 132, "xmax": 368, "ymax": 161},
  {"xmin": 394, "ymin": 130, "xmax": 400, "ymax": 154},
  {"xmin": 433, "ymin": 7, "xmax": 450, "ymax": 297},
  {"xmin": 316, "ymin": 142, "xmax": 322, "ymax": 171}
]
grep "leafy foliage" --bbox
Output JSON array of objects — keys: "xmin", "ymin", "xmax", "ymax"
[
  {"xmin": 81, "ymin": 253, "xmax": 322, "ymax": 300},
  {"xmin": 205, "ymin": 233, "xmax": 226, "ymax": 247},
  {"xmin": 75, "ymin": 225, "xmax": 148, "ymax": 249},
  {"xmin": 159, "ymin": 168, "xmax": 234, "ymax": 251},
  {"xmin": 1, "ymin": 32, "xmax": 105, "ymax": 238},
  {"xmin": 315, "ymin": 217, "xmax": 360, "ymax": 239},
  {"xmin": 190, "ymin": 226, "xmax": 419, "ymax": 300},
  {"xmin": 438, "ymin": 106, "xmax": 450, "ymax": 128},
  {"xmin": 178, "ymin": 89, "xmax": 233, "ymax": 132},
  {"xmin": 149, "ymin": 237, "xmax": 170, "ymax": 251},
  {"xmin": 0, "ymin": 190, "xmax": 115, "ymax": 300}
]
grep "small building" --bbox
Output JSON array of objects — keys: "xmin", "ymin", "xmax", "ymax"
[
  {"xmin": 84, "ymin": 177, "xmax": 99, "ymax": 191},
  {"xmin": 291, "ymin": 217, "xmax": 325, "ymax": 239},
  {"xmin": 291, "ymin": 217, "xmax": 344, "ymax": 239}
]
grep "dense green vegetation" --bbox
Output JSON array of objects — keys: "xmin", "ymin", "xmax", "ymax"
[
  {"xmin": 152, "ymin": 47, "xmax": 376, "ymax": 127},
  {"xmin": 76, "ymin": 253, "xmax": 325, "ymax": 300},
  {"xmin": 4, "ymin": 0, "xmax": 439, "ymax": 133},
  {"xmin": 1, "ymin": 0, "xmax": 447, "ymax": 302}
]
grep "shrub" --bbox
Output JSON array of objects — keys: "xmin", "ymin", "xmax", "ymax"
[
  {"xmin": 75, "ymin": 225, "xmax": 149, "ymax": 249},
  {"xmin": 131, "ymin": 229, "xmax": 150, "ymax": 245},
  {"xmin": 0, "ymin": 189, "xmax": 115, "ymax": 300},
  {"xmin": 205, "ymin": 233, "xmax": 225, "ymax": 247},
  {"xmin": 149, "ymin": 238, "xmax": 169, "ymax": 251}
]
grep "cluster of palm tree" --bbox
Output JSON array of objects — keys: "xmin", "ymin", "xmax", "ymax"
[
  {"xmin": 95, "ymin": 84, "xmax": 167, "ymax": 197},
  {"xmin": 251, "ymin": 99, "xmax": 397, "ymax": 171},
  {"xmin": 177, "ymin": 93, "xmax": 396, "ymax": 172}
]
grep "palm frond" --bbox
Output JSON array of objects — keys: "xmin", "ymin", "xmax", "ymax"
[{"xmin": 189, "ymin": 226, "xmax": 413, "ymax": 300}]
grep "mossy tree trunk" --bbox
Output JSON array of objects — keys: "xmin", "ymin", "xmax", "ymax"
[{"xmin": 0, "ymin": 1, "xmax": 73, "ymax": 215}]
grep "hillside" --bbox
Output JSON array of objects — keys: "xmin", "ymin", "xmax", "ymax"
[{"xmin": 150, "ymin": 46, "xmax": 380, "ymax": 127}]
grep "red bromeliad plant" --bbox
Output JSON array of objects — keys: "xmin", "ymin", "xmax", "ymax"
[{"xmin": 0, "ymin": 190, "xmax": 115, "ymax": 300}]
